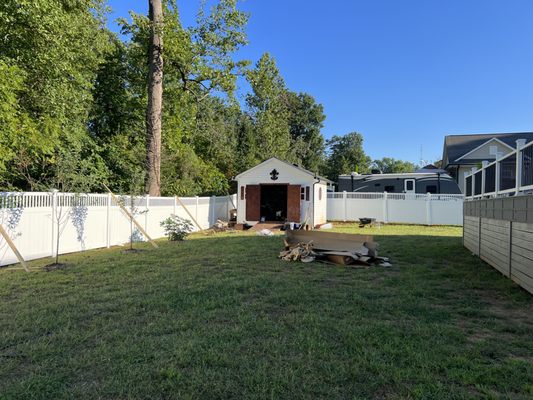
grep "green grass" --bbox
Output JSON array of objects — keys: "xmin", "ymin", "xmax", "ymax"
[{"xmin": 1, "ymin": 224, "xmax": 532, "ymax": 399}]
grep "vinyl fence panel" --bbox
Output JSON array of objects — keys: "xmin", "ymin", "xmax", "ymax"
[
  {"xmin": 0, "ymin": 192, "xmax": 237, "ymax": 267},
  {"xmin": 327, "ymin": 192, "xmax": 463, "ymax": 226}
]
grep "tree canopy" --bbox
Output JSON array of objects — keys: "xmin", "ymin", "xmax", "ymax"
[{"xmin": 0, "ymin": 0, "xmax": 416, "ymax": 194}]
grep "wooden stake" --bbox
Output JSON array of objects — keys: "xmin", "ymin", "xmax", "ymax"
[
  {"xmin": 175, "ymin": 197, "xmax": 204, "ymax": 232},
  {"xmin": 0, "ymin": 223, "xmax": 30, "ymax": 272},
  {"xmin": 102, "ymin": 184, "xmax": 158, "ymax": 248}
]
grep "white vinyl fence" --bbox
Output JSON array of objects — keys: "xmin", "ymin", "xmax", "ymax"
[
  {"xmin": 327, "ymin": 192, "xmax": 464, "ymax": 226},
  {"xmin": 0, "ymin": 191, "xmax": 237, "ymax": 267}
]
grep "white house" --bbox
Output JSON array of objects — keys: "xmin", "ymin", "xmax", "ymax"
[
  {"xmin": 442, "ymin": 132, "xmax": 533, "ymax": 193},
  {"xmin": 235, "ymin": 157, "xmax": 331, "ymax": 228}
]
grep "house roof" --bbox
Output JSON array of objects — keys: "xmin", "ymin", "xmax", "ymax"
[
  {"xmin": 442, "ymin": 132, "xmax": 533, "ymax": 168},
  {"xmin": 235, "ymin": 157, "xmax": 333, "ymax": 183}
]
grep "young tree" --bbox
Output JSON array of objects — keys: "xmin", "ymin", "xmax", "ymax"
[
  {"xmin": 285, "ymin": 91, "xmax": 326, "ymax": 173},
  {"xmin": 246, "ymin": 53, "xmax": 291, "ymax": 161},
  {"xmin": 325, "ymin": 132, "xmax": 371, "ymax": 180},
  {"xmin": 145, "ymin": 0, "xmax": 164, "ymax": 196}
]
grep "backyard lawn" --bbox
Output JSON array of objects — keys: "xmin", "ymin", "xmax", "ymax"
[{"xmin": 1, "ymin": 224, "xmax": 532, "ymax": 399}]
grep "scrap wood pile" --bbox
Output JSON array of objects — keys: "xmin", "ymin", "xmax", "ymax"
[{"xmin": 279, "ymin": 230, "xmax": 391, "ymax": 267}]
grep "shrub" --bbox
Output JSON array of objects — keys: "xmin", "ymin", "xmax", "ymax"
[{"xmin": 160, "ymin": 214, "xmax": 194, "ymax": 241}]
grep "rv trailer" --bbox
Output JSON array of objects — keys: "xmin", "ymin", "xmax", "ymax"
[{"xmin": 337, "ymin": 171, "xmax": 461, "ymax": 194}]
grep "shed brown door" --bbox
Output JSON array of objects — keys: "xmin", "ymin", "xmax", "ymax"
[
  {"xmin": 287, "ymin": 184, "xmax": 301, "ymax": 222},
  {"xmin": 245, "ymin": 185, "xmax": 260, "ymax": 221}
]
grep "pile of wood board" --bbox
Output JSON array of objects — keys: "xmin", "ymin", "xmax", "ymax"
[{"xmin": 279, "ymin": 230, "xmax": 391, "ymax": 267}]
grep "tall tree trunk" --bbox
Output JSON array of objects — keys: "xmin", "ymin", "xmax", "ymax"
[{"xmin": 145, "ymin": 0, "xmax": 163, "ymax": 196}]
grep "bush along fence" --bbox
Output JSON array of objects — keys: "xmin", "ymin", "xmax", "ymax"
[
  {"xmin": 464, "ymin": 138, "xmax": 533, "ymax": 199},
  {"xmin": 0, "ymin": 191, "xmax": 237, "ymax": 267},
  {"xmin": 327, "ymin": 192, "xmax": 464, "ymax": 226},
  {"xmin": 463, "ymin": 196, "xmax": 533, "ymax": 295}
]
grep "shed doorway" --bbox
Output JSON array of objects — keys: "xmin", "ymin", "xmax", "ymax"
[{"xmin": 260, "ymin": 184, "xmax": 287, "ymax": 221}]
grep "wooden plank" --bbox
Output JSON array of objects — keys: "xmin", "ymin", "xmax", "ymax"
[
  {"xmin": 511, "ymin": 243, "xmax": 533, "ymax": 262},
  {"xmin": 512, "ymin": 221, "xmax": 533, "ymax": 234},
  {"xmin": 464, "ymin": 237, "xmax": 479, "ymax": 249},
  {"xmin": 511, "ymin": 252, "xmax": 533, "ymax": 273},
  {"xmin": 103, "ymin": 184, "xmax": 158, "ymax": 248},
  {"xmin": 510, "ymin": 228, "xmax": 533, "ymax": 242},
  {"xmin": 479, "ymin": 234, "xmax": 509, "ymax": 252},
  {"xmin": 0, "ymin": 223, "xmax": 30, "ymax": 272},
  {"xmin": 509, "ymin": 236, "xmax": 532, "ymax": 252},
  {"xmin": 480, "ymin": 218, "xmax": 510, "ymax": 227},
  {"xmin": 286, "ymin": 230, "xmax": 373, "ymax": 252},
  {"xmin": 480, "ymin": 246, "xmax": 509, "ymax": 266},
  {"xmin": 480, "ymin": 255, "xmax": 509, "ymax": 276},
  {"xmin": 175, "ymin": 197, "xmax": 204, "ymax": 231},
  {"xmin": 510, "ymin": 269, "xmax": 533, "ymax": 294},
  {"xmin": 464, "ymin": 224, "xmax": 479, "ymax": 234},
  {"xmin": 480, "ymin": 222, "xmax": 511, "ymax": 235},
  {"xmin": 481, "ymin": 229, "xmax": 510, "ymax": 243},
  {"xmin": 480, "ymin": 245, "xmax": 510, "ymax": 275},
  {"xmin": 510, "ymin": 258, "xmax": 533, "ymax": 281}
]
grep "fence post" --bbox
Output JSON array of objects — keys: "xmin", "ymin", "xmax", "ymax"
[
  {"xmin": 382, "ymin": 191, "xmax": 388, "ymax": 223},
  {"xmin": 210, "ymin": 196, "xmax": 216, "ymax": 227},
  {"xmin": 195, "ymin": 196, "xmax": 199, "ymax": 229},
  {"xmin": 481, "ymin": 160, "xmax": 489, "ymax": 196},
  {"xmin": 226, "ymin": 195, "xmax": 230, "ymax": 221},
  {"xmin": 145, "ymin": 195, "xmax": 150, "ymax": 235},
  {"xmin": 342, "ymin": 191, "xmax": 347, "ymax": 222},
  {"xmin": 426, "ymin": 192, "xmax": 431, "ymax": 225},
  {"xmin": 495, "ymin": 152, "xmax": 502, "ymax": 195},
  {"xmin": 173, "ymin": 196, "xmax": 177, "ymax": 215},
  {"xmin": 516, "ymin": 139, "xmax": 526, "ymax": 194},
  {"xmin": 471, "ymin": 167, "xmax": 477, "ymax": 197},
  {"xmin": 51, "ymin": 189, "xmax": 58, "ymax": 257},
  {"xmin": 106, "ymin": 192, "xmax": 111, "ymax": 248}
]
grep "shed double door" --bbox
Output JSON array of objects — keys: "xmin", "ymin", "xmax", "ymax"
[{"xmin": 245, "ymin": 184, "xmax": 301, "ymax": 222}]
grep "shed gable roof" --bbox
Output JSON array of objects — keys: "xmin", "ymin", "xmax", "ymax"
[{"xmin": 235, "ymin": 157, "xmax": 332, "ymax": 183}]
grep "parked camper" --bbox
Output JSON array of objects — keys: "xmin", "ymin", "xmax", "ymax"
[{"xmin": 338, "ymin": 169, "xmax": 461, "ymax": 194}]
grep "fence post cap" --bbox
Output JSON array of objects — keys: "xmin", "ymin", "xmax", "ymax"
[{"xmin": 516, "ymin": 139, "xmax": 527, "ymax": 149}]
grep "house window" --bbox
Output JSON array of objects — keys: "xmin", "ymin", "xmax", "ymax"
[
  {"xmin": 240, "ymin": 186, "xmax": 245, "ymax": 200},
  {"xmin": 384, "ymin": 185, "xmax": 395, "ymax": 192},
  {"xmin": 300, "ymin": 187, "xmax": 305, "ymax": 200},
  {"xmin": 305, "ymin": 186, "xmax": 310, "ymax": 201},
  {"xmin": 426, "ymin": 185, "xmax": 437, "ymax": 194},
  {"xmin": 319, "ymin": 187, "xmax": 322, "ymax": 200},
  {"xmin": 405, "ymin": 179, "xmax": 415, "ymax": 192}
]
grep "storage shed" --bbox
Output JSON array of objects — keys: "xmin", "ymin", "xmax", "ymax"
[{"xmin": 235, "ymin": 157, "xmax": 331, "ymax": 228}]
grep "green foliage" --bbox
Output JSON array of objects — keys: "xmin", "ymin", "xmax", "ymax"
[
  {"xmin": 160, "ymin": 214, "xmax": 194, "ymax": 240},
  {"xmin": 285, "ymin": 92, "xmax": 326, "ymax": 173},
  {"xmin": 245, "ymin": 53, "xmax": 291, "ymax": 161},
  {"xmin": 325, "ymin": 132, "xmax": 372, "ymax": 180},
  {"xmin": 0, "ymin": 0, "xmax": 110, "ymax": 191},
  {"xmin": 0, "ymin": 0, "xmax": 370, "ymax": 195},
  {"xmin": 371, "ymin": 157, "xmax": 417, "ymax": 173}
]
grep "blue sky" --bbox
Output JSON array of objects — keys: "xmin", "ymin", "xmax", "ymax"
[{"xmin": 107, "ymin": 0, "xmax": 533, "ymax": 165}]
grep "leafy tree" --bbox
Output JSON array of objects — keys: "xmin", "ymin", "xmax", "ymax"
[
  {"xmin": 0, "ymin": 0, "xmax": 111, "ymax": 191},
  {"xmin": 325, "ymin": 132, "xmax": 371, "ymax": 180},
  {"xmin": 118, "ymin": 0, "xmax": 249, "ymax": 196},
  {"xmin": 285, "ymin": 91, "xmax": 326, "ymax": 173},
  {"xmin": 246, "ymin": 53, "xmax": 291, "ymax": 161},
  {"xmin": 371, "ymin": 157, "xmax": 417, "ymax": 173}
]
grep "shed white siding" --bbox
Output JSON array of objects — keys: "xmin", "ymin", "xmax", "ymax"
[{"xmin": 235, "ymin": 158, "xmax": 328, "ymax": 227}]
